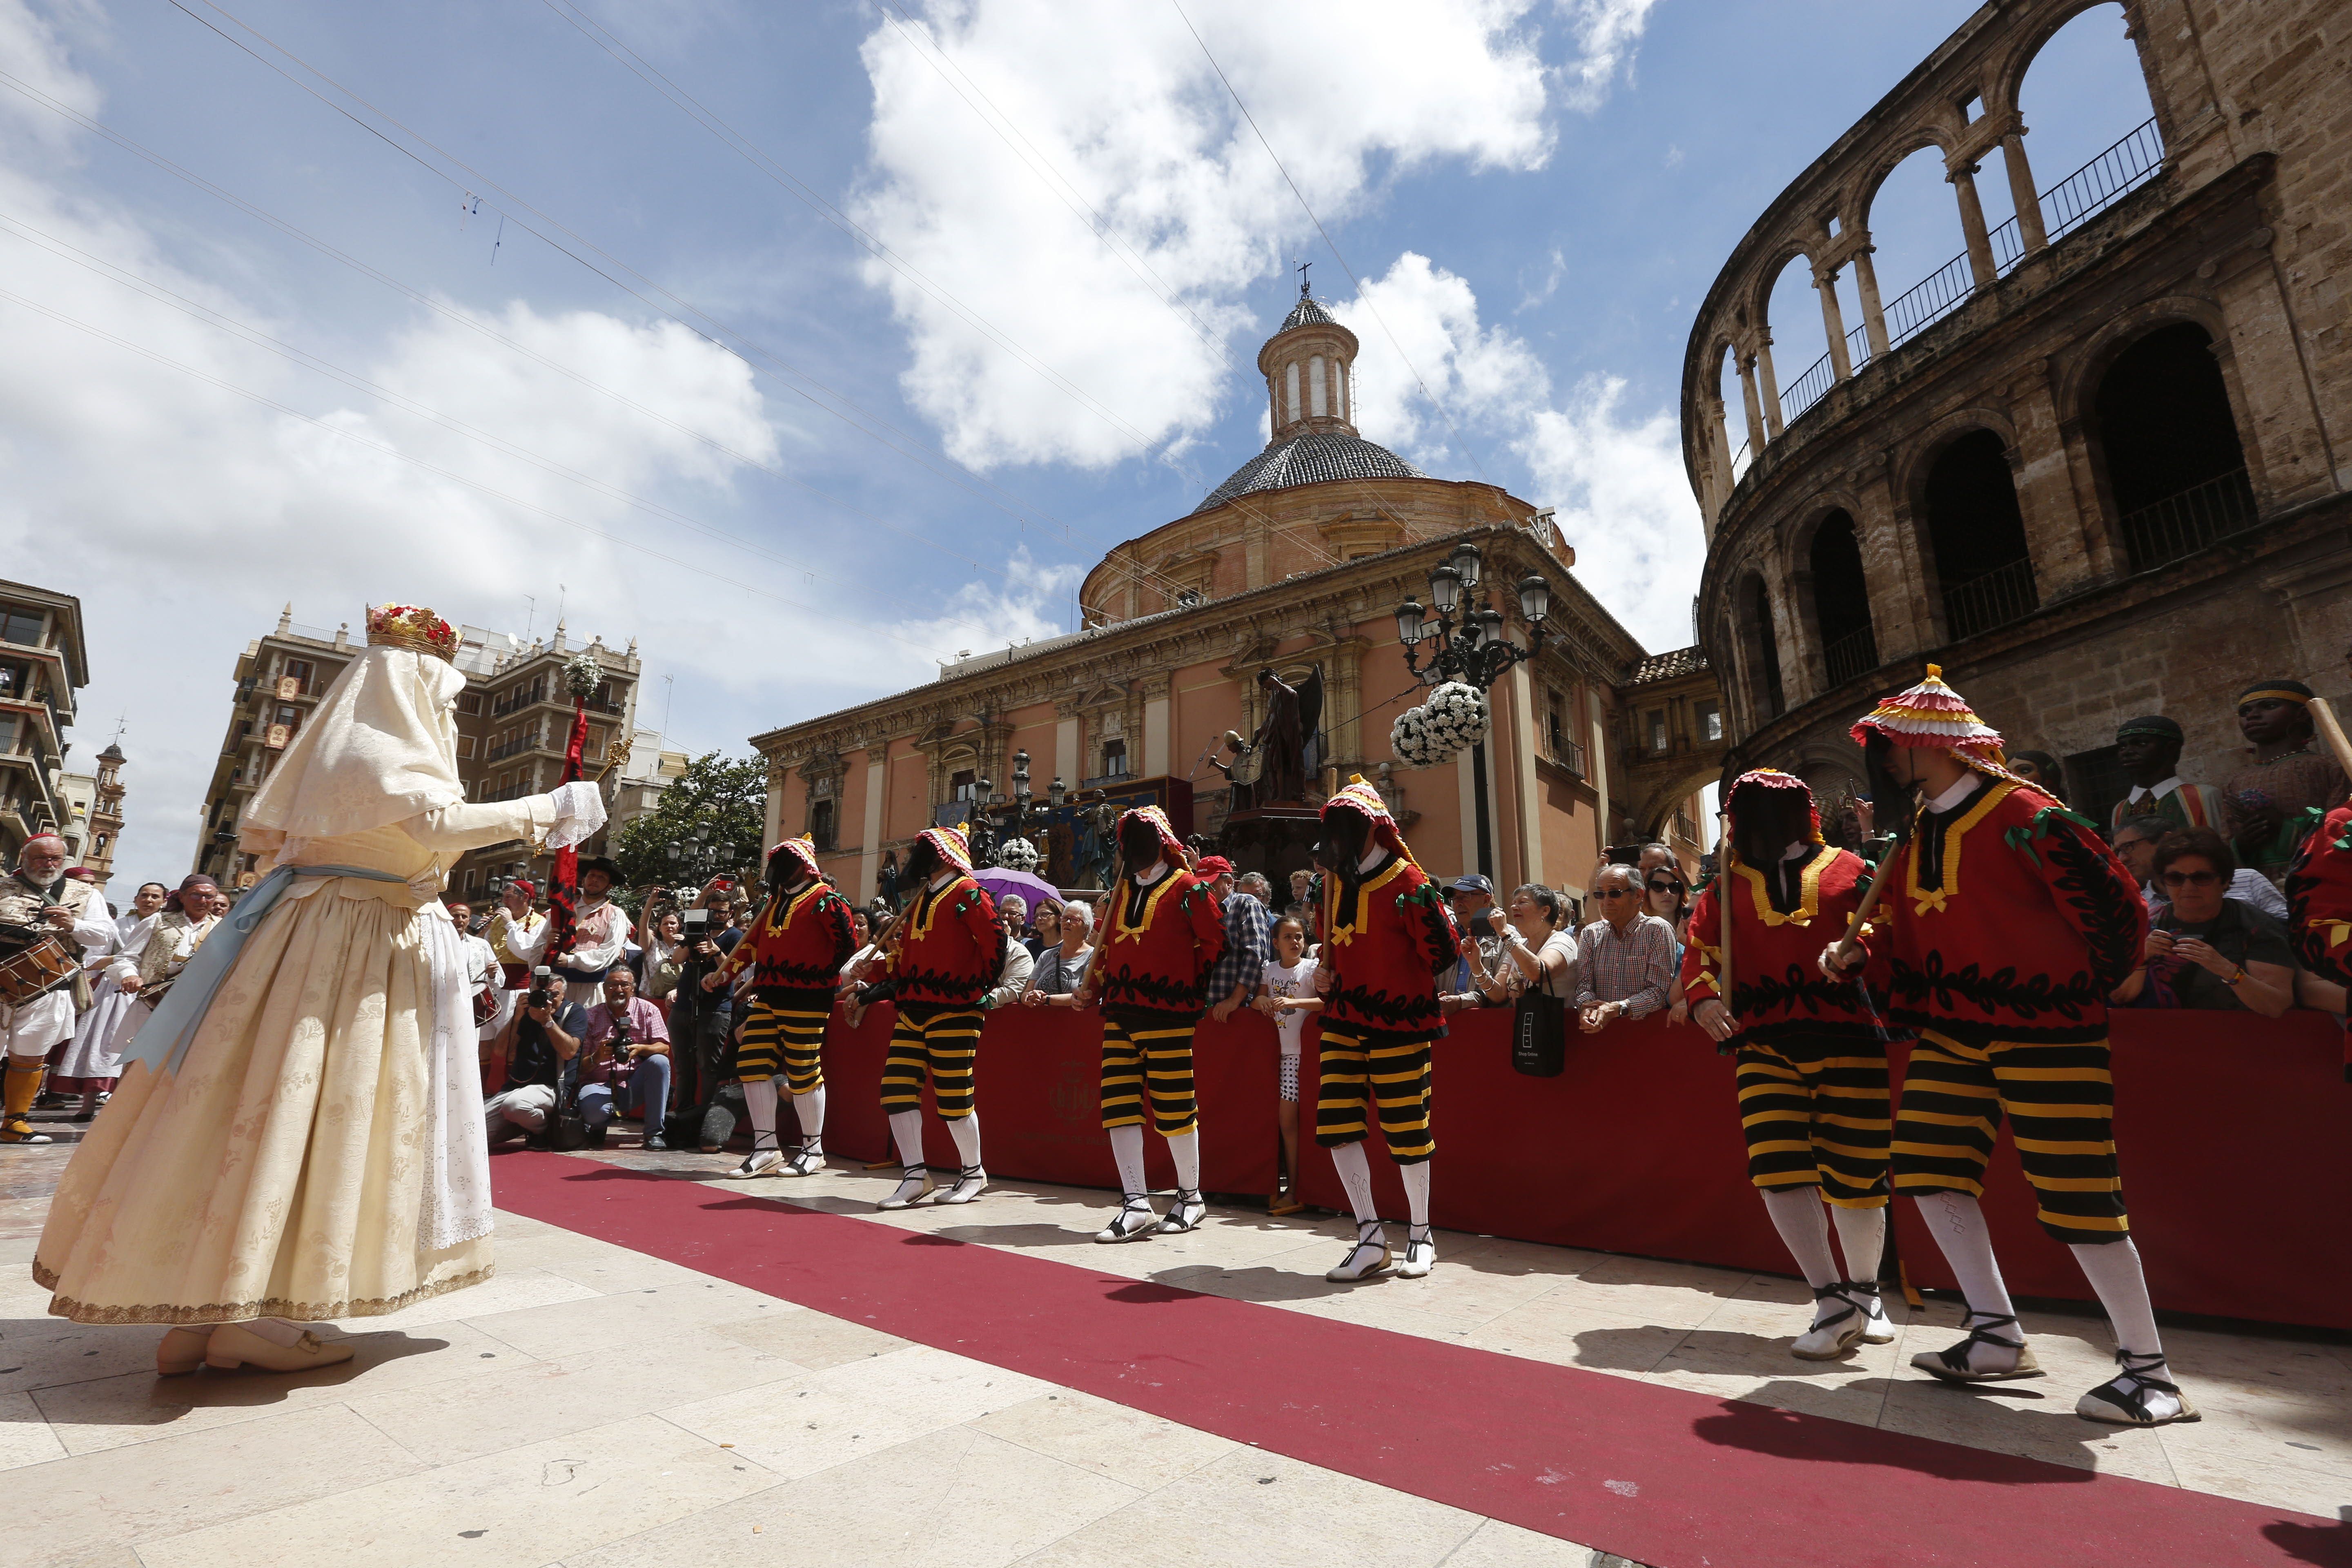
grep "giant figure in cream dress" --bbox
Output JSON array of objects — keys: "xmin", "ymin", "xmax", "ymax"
[{"xmin": 33, "ymin": 605, "xmax": 602, "ymax": 1374}]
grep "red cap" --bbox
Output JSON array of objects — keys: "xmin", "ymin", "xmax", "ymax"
[
  {"xmin": 508, "ymin": 878, "xmax": 536, "ymax": 895},
  {"xmin": 1195, "ymin": 855, "xmax": 1235, "ymax": 878}
]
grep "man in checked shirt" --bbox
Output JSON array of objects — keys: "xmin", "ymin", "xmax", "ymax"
[
  {"xmin": 1568, "ymin": 863, "xmax": 1677, "ymax": 1033},
  {"xmin": 1198, "ymin": 858, "xmax": 1272, "ymax": 1026}
]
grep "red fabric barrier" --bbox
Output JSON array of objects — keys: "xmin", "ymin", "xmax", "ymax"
[
  {"xmin": 813, "ymin": 1002, "xmax": 1280, "ymax": 1197},
  {"xmin": 803, "ymin": 1002, "xmax": 2350, "ymax": 1329},
  {"xmin": 1290, "ymin": 1008, "xmax": 2352, "ymax": 1331}
]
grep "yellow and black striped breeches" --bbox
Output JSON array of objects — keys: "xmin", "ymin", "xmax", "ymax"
[
  {"xmin": 1314, "ymin": 1027, "xmax": 1434, "ymax": 1165},
  {"xmin": 1891, "ymin": 1030, "xmax": 2128, "ymax": 1244},
  {"xmin": 736, "ymin": 1000, "xmax": 827, "ymax": 1094},
  {"xmin": 1100, "ymin": 1010, "xmax": 1199, "ymax": 1136},
  {"xmin": 881, "ymin": 1003, "xmax": 982, "ymax": 1121},
  {"xmin": 1732, "ymin": 1033, "xmax": 1890, "ymax": 1207}
]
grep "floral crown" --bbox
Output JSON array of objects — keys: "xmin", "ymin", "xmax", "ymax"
[{"xmin": 365, "ymin": 604, "xmax": 459, "ymax": 662}]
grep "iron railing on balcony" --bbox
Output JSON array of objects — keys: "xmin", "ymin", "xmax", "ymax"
[
  {"xmin": 1768, "ymin": 118, "xmax": 2168, "ymax": 436},
  {"xmin": 1821, "ymin": 624, "xmax": 1880, "ymax": 688},
  {"xmin": 2117, "ymin": 467, "xmax": 2259, "ymax": 573},
  {"xmin": 1941, "ymin": 558, "xmax": 2039, "ymax": 641},
  {"xmin": 1543, "ymin": 733, "xmax": 1588, "ymax": 777}
]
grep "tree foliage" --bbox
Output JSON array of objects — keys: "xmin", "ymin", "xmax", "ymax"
[{"xmin": 609, "ymin": 751, "xmax": 768, "ymax": 907}]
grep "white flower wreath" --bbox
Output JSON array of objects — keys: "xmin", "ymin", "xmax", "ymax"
[
  {"xmin": 1391, "ymin": 682, "xmax": 1490, "ymax": 767},
  {"xmin": 993, "ymin": 835, "xmax": 1041, "ymax": 873}
]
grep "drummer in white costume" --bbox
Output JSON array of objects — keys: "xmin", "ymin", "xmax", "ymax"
[
  {"xmin": 33, "ymin": 604, "xmax": 603, "ymax": 1375},
  {"xmin": 51, "ymin": 879, "xmax": 168, "ymax": 1120},
  {"xmin": 0, "ymin": 835, "xmax": 115, "ymax": 1145}
]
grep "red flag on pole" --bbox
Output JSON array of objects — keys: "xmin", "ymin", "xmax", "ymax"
[{"xmin": 541, "ymin": 691, "xmax": 592, "ymax": 964}]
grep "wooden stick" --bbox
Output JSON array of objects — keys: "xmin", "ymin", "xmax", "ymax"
[
  {"xmin": 1713, "ymin": 813, "xmax": 1734, "ymax": 1020},
  {"xmin": 1830, "ymin": 866, "xmax": 1891, "ymax": 969},
  {"xmin": 2311, "ymin": 698, "xmax": 2352, "ymax": 782}
]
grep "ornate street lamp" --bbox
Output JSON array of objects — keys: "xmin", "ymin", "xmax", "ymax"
[{"xmin": 1396, "ymin": 541, "xmax": 1552, "ymax": 691}]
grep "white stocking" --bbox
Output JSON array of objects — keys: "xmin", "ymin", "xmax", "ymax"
[
  {"xmin": 889, "ymin": 1108, "xmax": 926, "ymax": 1170},
  {"xmin": 1165, "ymin": 1128, "xmax": 1200, "ymax": 1192},
  {"xmin": 743, "ymin": 1079, "xmax": 780, "ymax": 1153},
  {"xmin": 946, "ymin": 1111, "xmax": 982, "ymax": 1170},
  {"xmin": 1830, "ymin": 1203, "xmax": 1887, "ymax": 1288},
  {"xmin": 245, "ymin": 1317, "xmax": 308, "ymax": 1347},
  {"xmin": 1107, "ymin": 1123, "xmax": 1148, "ymax": 1198},
  {"xmin": 2072, "ymin": 1237, "xmax": 2164, "ymax": 1359},
  {"xmin": 1760, "ymin": 1187, "xmax": 1840, "ymax": 1290},
  {"xmin": 1329, "ymin": 1140, "xmax": 1379, "ymax": 1225},
  {"xmin": 793, "ymin": 1084, "xmax": 826, "ymax": 1147},
  {"xmin": 1914, "ymin": 1191, "xmax": 2015, "ymax": 1318},
  {"xmin": 1399, "ymin": 1161, "xmax": 1431, "ymax": 1229}
]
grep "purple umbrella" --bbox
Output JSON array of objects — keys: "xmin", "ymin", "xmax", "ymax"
[{"xmin": 972, "ymin": 867, "xmax": 1062, "ymax": 913}]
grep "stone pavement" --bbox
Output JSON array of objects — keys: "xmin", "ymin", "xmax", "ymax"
[{"xmin": 1, "ymin": 1140, "xmax": 2345, "ymax": 1566}]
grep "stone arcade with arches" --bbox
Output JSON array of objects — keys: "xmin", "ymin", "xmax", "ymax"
[
  {"xmin": 754, "ymin": 290, "xmax": 1719, "ymax": 904},
  {"xmin": 1686, "ymin": 0, "xmax": 2352, "ymax": 823}
]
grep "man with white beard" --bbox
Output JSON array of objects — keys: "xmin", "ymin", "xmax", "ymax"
[{"xmin": 0, "ymin": 835, "xmax": 116, "ymax": 1144}]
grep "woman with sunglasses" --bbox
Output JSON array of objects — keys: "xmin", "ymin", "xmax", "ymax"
[{"xmin": 2111, "ymin": 827, "xmax": 2294, "ymax": 1015}]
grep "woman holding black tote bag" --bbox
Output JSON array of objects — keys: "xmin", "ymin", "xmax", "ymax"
[{"xmin": 1500, "ymin": 885, "xmax": 1576, "ymax": 1076}]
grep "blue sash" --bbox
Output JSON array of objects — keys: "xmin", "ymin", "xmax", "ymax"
[{"xmin": 116, "ymin": 863, "xmax": 412, "ymax": 1078}]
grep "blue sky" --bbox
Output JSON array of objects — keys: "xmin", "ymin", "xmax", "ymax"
[{"xmin": 0, "ymin": 0, "xmax": 2158, "ymax": 878}]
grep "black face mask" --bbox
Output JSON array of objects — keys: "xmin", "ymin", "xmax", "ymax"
[
  {"xmin": 1731, "ymin": 788, "xmax": 1812, "ymax": 871},
  {"xmin": 1862, "ymin": 731, "xmax": 1914, "ymax": 840},
  {"xmin": 1314, "ymin": 808, "xmax": 1370, "ymax": 873},
  {"xmin": 904, "ymin": 837, "xmax": 944, "ymax": 886},
  {"xmin": 1118, "ymin": 820, "xmax": 1165, "ymax": 871}
]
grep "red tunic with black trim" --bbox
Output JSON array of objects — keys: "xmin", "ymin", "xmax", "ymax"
[
  {"xmin": 1317, "ymin": 853, "xmax": 1461, "ymax": 1040},
  {"xmin": 1866, "ymin": 777, "xmax": 2147, "ymax": 1045},
  {"xmin": 884, "ymin": 874, "xmax": 1002, "ymax": 1009},
  {"xmin": 1679, "ymin": 844, "xmax": 1879, "ymax": 1046},
  {"xmin": 2283, "ymin": 800, "xmax": 2352, "ymax": 1076},
  {"xmin": 1094, "ymin": 867, "xmax": 1225, "ymax": 1017},
  {"xmin": 719, "ymin": 883, "xmax": 858, "ymax": 1011}
]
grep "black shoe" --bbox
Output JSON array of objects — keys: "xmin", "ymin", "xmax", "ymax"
[
  {"xmin": 643, "ymin": 1134, "xmax": 671, "ymax": 1151},
  {"xmin": 585, "ymin": 1125, "xmax": 609, "ymax": 1147}
]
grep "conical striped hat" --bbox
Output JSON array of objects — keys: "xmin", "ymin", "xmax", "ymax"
[{"xmin": 1850, "ymin": 664, "xmax": 2003, "ymax": 757}]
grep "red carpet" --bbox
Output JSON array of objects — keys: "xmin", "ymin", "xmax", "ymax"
[{"xmin": 489, "ymin": 1152, "xmax": 2346, "ymax": 1568}]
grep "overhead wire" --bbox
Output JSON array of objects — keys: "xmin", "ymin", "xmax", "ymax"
[
  {"xmin": 0, "ymin": 283, "xmax": 967, "ymax": 659},
  {"xmin": 0, "ymin": 67, "xmax": 1113, "ymax": 608},
  {"xmin": 0, "ymin": 207, "xmax": 1037, "ymax": 644},
  {"xmin": 159, "ymin": 0, "xmax": 1216, "ymax": 609},
  {"xmin": 1169, "ymin": 0, "xmax": 1492, "ymax": 486},
  {"xmin": 527, "ymin": 0, "xmax": 1362, "ymax": 591}
]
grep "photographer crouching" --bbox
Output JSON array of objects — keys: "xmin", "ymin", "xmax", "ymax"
[
  {"xmin": 483, "ymin": 967, "xmax": 586, "ymax": 1142},
  {"xmin": 577, "ymin": 964, "xmax": 672, "ymax": 1149}
]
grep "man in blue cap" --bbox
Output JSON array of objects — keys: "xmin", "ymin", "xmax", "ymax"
[{"xmin": 1441, "ymin": 874, "xmax": 1510, "ymax": 1009}]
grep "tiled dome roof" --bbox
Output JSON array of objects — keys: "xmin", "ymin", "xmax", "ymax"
[
  {"xmin": 1279, "ymin": 294, "xmax": 1337, "ymax": 331},
  {"xmin": 1191, "ymin": 431, "xmax": 1427, "ymax": 515}
]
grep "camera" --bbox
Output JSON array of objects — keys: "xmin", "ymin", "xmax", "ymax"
[
  {"xmin": 526, "ymin": 964, "xmax": 556, "ymax": 1010},
  {"xmin": 682, "ymin": 908, "xmax": 710, "ymax": 937}
]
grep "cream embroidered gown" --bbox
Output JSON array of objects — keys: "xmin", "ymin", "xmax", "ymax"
[
  {"xmin": 34, "ymin": 804, "xmax": 554, "ymax": 1323},
  {"xmin": 33, "ymin": 633, "xmax": 593, "ymax": 1326}
]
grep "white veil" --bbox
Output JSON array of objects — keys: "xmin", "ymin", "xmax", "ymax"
[{"xmin": 240, "ymin": 644, "xmax": 466, "ymax": 858}]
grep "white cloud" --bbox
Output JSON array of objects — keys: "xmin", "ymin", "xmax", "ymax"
[
  {"xmin": 1555, "ymin": 0, "xmax": 1661, "ymax": 112},
  {"xmin": 852, "ymin": 0, "xmax": 1635, "ymax": 472},
  {"xmin": 1332, "ymin": 252, "xmax": 1702, "ymax": 651}
]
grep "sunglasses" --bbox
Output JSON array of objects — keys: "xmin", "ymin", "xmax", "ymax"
[
  {"xmin": 2160, "ymin": 869, "xmax": 2221, "ymax": 887},
  {"xmin": 1595, "ymin": 887, "xmax": 1637, "ymax": 898},
  {"xmin": 1646, "ymin": 879, "xmax": 1683, "ymax": 894}
]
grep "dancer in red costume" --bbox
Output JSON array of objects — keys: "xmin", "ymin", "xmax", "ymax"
[
  {"xmin": 1311, "ymin": 775, "xmax": 1462, "ymax": 1281},
  {"xmin": 1822, "ymin": 667, "xmax": 2192, "ymax": 1426},
  {"xmin": 1682, "ymin": 769, "xmax": 1894, "ymax": 1358},
  {"xmin": 710, "ymin": 835, "xmax": 856, "ymax": 1178},
  {"xmin": 873, "ymin": 823, "xmax": 1000, "ymax": 1209},
  {"xmin": 1072, "ymin": 806, "xmax": 1225, "ymax": 1241}
]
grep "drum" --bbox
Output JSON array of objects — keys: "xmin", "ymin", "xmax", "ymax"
[{"xmin": 0, "ymin": 935, "xmax": 80, "ymax": 1004}]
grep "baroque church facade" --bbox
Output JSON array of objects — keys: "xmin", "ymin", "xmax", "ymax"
[{"xmin": 753, "ymin": 291, "xmax": 1722, "ymax": 903}]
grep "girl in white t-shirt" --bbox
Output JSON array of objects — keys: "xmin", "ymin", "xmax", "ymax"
[{"xmin": 1253, "ymin": 914, "xmax": 1321, "ymax": 1216}]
